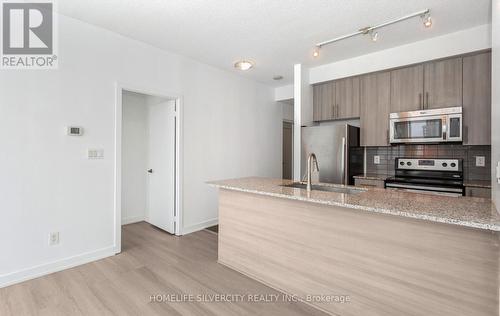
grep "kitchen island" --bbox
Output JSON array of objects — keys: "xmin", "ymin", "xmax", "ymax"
[{"xmin": 209, "ymin": 177, "xmax": 500, "ymax": 316}]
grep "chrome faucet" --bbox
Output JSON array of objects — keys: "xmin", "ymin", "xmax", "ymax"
[{"xmin": 306, "ymin": 153, "xmax": 320, "ymax": 192}]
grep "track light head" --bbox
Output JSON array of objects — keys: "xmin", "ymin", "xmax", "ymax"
[
  {"xmin": 313, "ymin": 46, "xmax": 320, "ymax": 58},
  {"xmin": 422, "ymin": 14, "xmax": 432, "ymax": 28}
]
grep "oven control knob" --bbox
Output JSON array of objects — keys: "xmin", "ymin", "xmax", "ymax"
[
  {"xmin": 407, "ymin": 162, "xmax": 412, "ymax": 166},
  {"xmin": 442, "ymin": 163, "xmax": 448, "ymax": 167},
  {"xmin": 450, "ymin": 163, "xmax": 456, "ymax": 168},
  {"xmin": 400, "ymin": 161, "xmax": 405, "ymax": 166}
]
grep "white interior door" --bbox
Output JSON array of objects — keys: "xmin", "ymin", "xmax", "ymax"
[{"xmin": 147, "ymin": 100, "xmax": 176, "ymax": 233}]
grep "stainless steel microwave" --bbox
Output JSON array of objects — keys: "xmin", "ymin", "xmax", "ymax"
[{"xmin": 389, "ymin": 107, "xmax": 462, "ymax": 144}]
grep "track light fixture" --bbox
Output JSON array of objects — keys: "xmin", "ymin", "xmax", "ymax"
[{"xmin": 314, "ymin": 9, "xmax": 431, "ymax": 52}]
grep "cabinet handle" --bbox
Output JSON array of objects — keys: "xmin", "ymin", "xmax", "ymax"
[
  {"xmin": 425, "ymin": 92, "xmax": 429, "ymax": 109},
  {"xmin": 336, "ymin": 104, "xmax": 339, "ymax": 118},
  {"xmin": 419, "ymin": 93, "xmax": 422, "ymax": 109}
]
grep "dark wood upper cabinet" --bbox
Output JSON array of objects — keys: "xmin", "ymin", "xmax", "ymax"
[
  {"xmin": 390, "ymin": 64, "xmax": 424, "ymax": 113},
  {"xmin": 360, "ymin": 72, "xmax": 391, "ymax": 147},
  {"xmin": 423, "ymin": 57, "xmax": 463, "ymax": 109},
  {"xmin": 336, "ymin": 77, "xmax": 360, "ymax": 119},
  {"xmin": 313, "ymin": 82, "xmax": 335, "ymax": 121},
  {"xmin": 325, "ymin": 82, "xmax": 336, "ymax": 120},
  {"xmin": 312, "ymin": 84, "xmax": 321, "ymax": 122},
  {"xmin": 463, "ymin": 52, "xmax": 491, "ymax": 145},
  {"xmin": 313, "ymin": 77, "xmax": 361, "ymax": 121}
]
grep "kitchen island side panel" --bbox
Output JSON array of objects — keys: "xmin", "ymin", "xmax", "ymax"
[{"xmin": 217, "ymin": 189, "xmax": 499, "ymax": 316}]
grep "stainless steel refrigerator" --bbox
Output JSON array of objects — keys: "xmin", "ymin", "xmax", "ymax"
[{"xmin": 301, "ymin": 124, "xmax": 362, "ymax": 185}]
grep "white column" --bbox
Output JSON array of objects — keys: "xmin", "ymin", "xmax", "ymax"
[
  {"xmin": 492, "ymin": 0, "xmax": 500, "ymax": 207},
  {"xmin": 293, "ymin": 64, "xmax": 313, "ymax": 181}
]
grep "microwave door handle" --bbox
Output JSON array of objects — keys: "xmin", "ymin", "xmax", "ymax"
[{"xmin": 442, "ymin": 117, "xmax": 447, "ymax": 140}]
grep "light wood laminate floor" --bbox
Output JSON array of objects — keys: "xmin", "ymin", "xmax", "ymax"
[{"xmin": 0, "ymin": 222, "xmax": 328, "ymax": 316}]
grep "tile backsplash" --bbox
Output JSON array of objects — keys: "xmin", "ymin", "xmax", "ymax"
[{"xmin": 363, "ymin": 145, "xmax": 491, "ymax": 181}]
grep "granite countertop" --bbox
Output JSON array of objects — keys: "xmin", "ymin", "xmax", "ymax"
[
  {"xmin": 463, "ymin": 180, "xmax": 492, "ymax": 189},
  {"xmin": 353, "ymin": 174, "xmax": 387, "ymax": 181},
  {"xmin": 208, "ymin": 177, "xmax": 500, "ymax": 232}
]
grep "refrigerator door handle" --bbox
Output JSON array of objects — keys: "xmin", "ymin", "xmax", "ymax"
[{"xmin": 341, "ymin": 137, "xmax": 346, "ymax": 185}]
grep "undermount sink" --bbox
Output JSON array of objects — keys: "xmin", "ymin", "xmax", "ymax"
[{"xmin": 282, "ymin": 183, "xmax": 365, "ymax": 195}]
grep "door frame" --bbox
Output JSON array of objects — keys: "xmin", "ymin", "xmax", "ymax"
[{"xmin": 114, "ymin": 82, "xmax": 183, "ymax": 254}]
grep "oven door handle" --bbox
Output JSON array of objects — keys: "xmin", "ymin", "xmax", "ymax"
[{"xmin": 385, "ymin": 183, "xmax": 463, "ymax": 193}]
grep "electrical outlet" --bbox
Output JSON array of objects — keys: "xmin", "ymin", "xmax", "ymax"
[
  {"xmin": 476, "ymin": 156, "xmax": 485, "ymax": 167},
  {"xmin": 374, "ymin": 155, "xmax": 380, "ymax": 165},
  {"xmin": 49, "ymin": 232, "xmax": 60, "ymax": 246}
]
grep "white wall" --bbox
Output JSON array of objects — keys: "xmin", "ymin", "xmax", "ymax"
[
  {"xmin": 281, "ymin": 101, "xmax": 294, "ymax": 121},
  {"xmin": 492, "ymin": 0, "xmax": 500, "ymax": 208},
  {"xmin": 275, "ymin": 84, "xmax": 294, "ymax": 101},
  {"xmin": 310, "ymin": 24, "xmax": 492, "ymax": 84},
  {"xmin": 0, "ymin": 13, "xmax": 282, "ymax": 287}
]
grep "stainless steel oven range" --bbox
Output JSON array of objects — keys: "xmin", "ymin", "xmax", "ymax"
[{"xmin": 384, "ymin": 158, "xmax": 465, "ymax": 197}]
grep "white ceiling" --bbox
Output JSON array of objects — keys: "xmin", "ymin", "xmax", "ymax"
[{"xmin": 58, "ymin": 0, "xmax": 491, "ymax": 86}]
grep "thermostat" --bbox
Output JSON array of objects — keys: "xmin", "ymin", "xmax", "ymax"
[{"xmin": 67, "ymin": 126, "xmax": 83, "ymax": 136}]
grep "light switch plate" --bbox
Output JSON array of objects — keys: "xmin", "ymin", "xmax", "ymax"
[
  {"xmin": 88, "ymin": 149, "xmax": 104, "ymax": 160},
  {"xmin": 374, "ymin": 155, "xmax": 380, "ymax": 165},
  {"xmin": 475, "ymin": 156, "xmax": 485, "ymax": 167}
]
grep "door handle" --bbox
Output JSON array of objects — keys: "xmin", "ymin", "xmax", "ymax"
[
  {"xmin": 442, "ymin": 118, "xmax": 447, "ymax": 140},
  {"xmin": 147, "ymin": 169, "xmax": 153, "ymax": 174},
  {"xmin": 425, "ymin": 92, "xmax": 429, "ymax": 109}
]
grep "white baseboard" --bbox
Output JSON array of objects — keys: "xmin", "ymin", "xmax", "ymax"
[
  {"xmin": 181, "ymin": 218, "xmax": 218, "ymax": 235},
  {"xmin": 121, "ymin": 215, "xmax": 145, "ymax": 225},
  {"xmin": 0, "ymin": 246, "xmax": 116, "ymax": 289}
]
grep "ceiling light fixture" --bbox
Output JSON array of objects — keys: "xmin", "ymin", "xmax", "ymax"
[
  {"xmin": 234, "ymin": 60, "xmax": 254, "ymax": 71},
  {"xmin": 313, "ymin": 46, "xmax": 320, "ymax": 58},
  {"xmin": 315, "ymin": 9, "xmax": 430, "ymax": 50}
]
